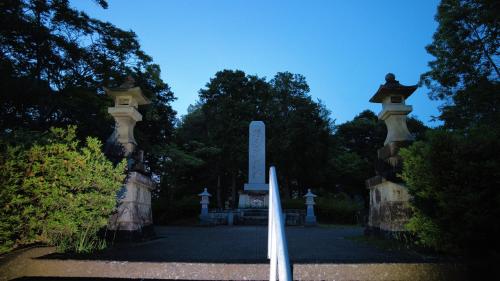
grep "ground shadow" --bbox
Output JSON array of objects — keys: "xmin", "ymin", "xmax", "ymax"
[{"xmin": 36, "ymin": 225, "xmax": 450, "ymax": 264}]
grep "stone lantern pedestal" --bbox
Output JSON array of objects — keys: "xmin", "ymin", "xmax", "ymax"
[
  {"xmin": 106, "ymin": 77, "xmax": 155, "ymax": 240},
  {"xmin": 366, "ymin": 73, "xmax": 416, "ymax": 237}
]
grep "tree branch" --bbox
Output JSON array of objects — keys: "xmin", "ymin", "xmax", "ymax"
[{"xmin": 466, "ymin": 21, "xmax": 500, "ymax": 78}]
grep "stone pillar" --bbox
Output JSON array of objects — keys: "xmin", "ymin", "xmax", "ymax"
[
  {"xmin": 238, "ymin": 121, "xmax": 269, "ymax": 208},
  {"xmin": 304, "ymin": 189, "xmax": 317, "ymax": 226},
  {"xmin": 106, "ymin": 77, "xmax": 155, "ymax": 239},
  {"xmin": 244, "ymin": 121, "xmax": 268, "ymax": 191},
  {"xmin": 366, "ymin": 73, "xmax": 416, "ymax": 237}
]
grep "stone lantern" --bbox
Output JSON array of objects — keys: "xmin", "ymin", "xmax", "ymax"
[
  {"xmin": 105, "ymin": 76, "xmax": 151, "ymax": 157},
  {"xmin": 106, "ymin": 77, "xmax": 155, "ymax": 239},
  {"xmin": 369, "ymin": 73, "xmax": 417, "ymax": 145},
  {"xmin": 198, "ymin": 188, "xmax": 212, "ymax": 220},
  {"xmin": 366, "ymin": 73, "xmax": 416, "ymax": 237},
  {"xmin": 304, "ymin": 189, "xmax": 317, "ymax": 226}
]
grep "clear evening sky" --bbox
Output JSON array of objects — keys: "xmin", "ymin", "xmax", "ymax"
[{"xmin": 72, "ymin": 0, "xmax": 443, "ymax": 125}]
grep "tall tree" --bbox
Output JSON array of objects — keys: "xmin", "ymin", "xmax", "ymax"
[
  {"xmin": 166, "ymin": 70, "xmax": 333, "ymax": 210},
  {"xmin": 401, "ymin": 0, "xmax": 500, "ymax": 257},
  {"xmin": 420, "ymin": 0, "xmax": 499, "ymax": 129},
  {"xmin": 0, "ymin": 0, "xmax": 176, "ymax": 178}
]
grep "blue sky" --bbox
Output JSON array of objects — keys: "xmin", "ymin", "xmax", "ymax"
[{"xmin": 72, "ymin": 0, "xmax": 443, "ymax": 125}]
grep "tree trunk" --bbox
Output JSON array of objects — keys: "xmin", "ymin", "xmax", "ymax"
[
  {"xmin": 216, "ymin": 175, "xmax": 222, "ymax": 209},
  {"xmin": 231, "ymin": 172, "xmax": 237, "ymax": 209},
  {"xmin": 283, "ymin": 176, "xmax": 291, "ymax": 200}
]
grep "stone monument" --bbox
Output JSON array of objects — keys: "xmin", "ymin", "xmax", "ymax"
[
  {"xmin": 365, "ymin": 73, "xmax": 416, "ymax": 237},
  {"xmin": 106, "ymin": 77, "xmax": 155, "ymax": 239},
  {"xmin": 238, "ymin": 121, "xmax": 269, "ymax": 208}
]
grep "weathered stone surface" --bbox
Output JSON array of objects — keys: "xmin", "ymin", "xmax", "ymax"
[
  {"xmin": 367, "ymin": 181, "xmax": 411, "ymax": 232},
  {"xmin": 377, "ymin": 141, "xmax": 411, "ymax": 160},
  {"xmin": 239, "ymin": 121, "xmax": 268, "ymax": 209},
  {"xmin": 108, "ymin": 172, "xmax": 154, "ymax": 232}
]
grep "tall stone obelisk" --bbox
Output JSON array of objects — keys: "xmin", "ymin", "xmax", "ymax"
[{"xmin": 238, "ymin": 121, "xmax": 269, "ymax": 208}]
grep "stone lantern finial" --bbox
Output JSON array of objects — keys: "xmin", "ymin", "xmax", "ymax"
[
  {"xmin": 385, "ymin": 73, "xmax": 396, "ymax": 83},
  {"xmin": 119, "ymin": 76, "xmax": 135, "ymax": 89}
]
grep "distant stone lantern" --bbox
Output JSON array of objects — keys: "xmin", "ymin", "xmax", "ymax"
[
  {"xmin": 369, "ymin": 73, "xmax": 417, "ymax": 145},
  {"xmin": 304, "ymin": 189, "xmax": 317, "ymax": 226},
  {"xmin": 199, "ymin": 188, "xmax": 212, "ymax": 220},
  {"xmin": 105, "ymin": 76, "xmax": 151, "ymax": 156}
]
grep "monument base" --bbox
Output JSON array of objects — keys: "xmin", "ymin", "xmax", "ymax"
[
  {"xmin": 108, "ymin": 171, "xmax": 155, "ymax": 240},
  {"xmin": 238, "ymin": 191, "xmax": 269, "ymax": 208},
  {"xmin": 243, "ymin": 183, "xmax": 269, "ymax": 191},
  {"xmin": 366, "ymin": 177, "xmax": 412, "ymax": 232}
]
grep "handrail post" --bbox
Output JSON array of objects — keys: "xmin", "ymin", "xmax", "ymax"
[{"xmin": 268, "ymin": 166, "xmax": 292, "ymax": 281}]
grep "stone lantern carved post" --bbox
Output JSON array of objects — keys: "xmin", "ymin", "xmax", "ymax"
[
  {"xmin": 106, "ymin": 77, "xmax": 155, "ymax": 239},
  {"xmin": 366, "ymin": 73, "xmax": 416, "ymax": 237}
]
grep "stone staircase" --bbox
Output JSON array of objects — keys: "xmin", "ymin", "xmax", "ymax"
[{"xmin": 235, "ymin": 209, "xmax": 305, "ymax": 226}]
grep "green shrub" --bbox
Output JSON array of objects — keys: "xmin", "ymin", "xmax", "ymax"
[
  {"xmin": 401, "ymin": 128, "xmax": 500, "ymax": 256},
  {"xmin": 316, "ymin": 193, "xmax": 363, "ymax": 224},
  {"xmin": 0, "ymin": 126, "xmax": 126, "ymax": 254}
]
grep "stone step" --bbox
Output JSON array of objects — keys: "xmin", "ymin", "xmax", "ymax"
[
  {"xmin": 238, "ymin": 217, "xmax": 268, "ymax": 225},
  {"xmin": 240, "ymin": 210, "xmax": 268, "ymax": 216}
]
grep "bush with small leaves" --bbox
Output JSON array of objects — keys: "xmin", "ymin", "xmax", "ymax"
[{"xmin": 0, "ymin": 126, "xmax": 126, "ymax": 254}]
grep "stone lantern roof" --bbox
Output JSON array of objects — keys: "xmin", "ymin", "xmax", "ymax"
[
  {"xmin": 105, "ymin": 76, "xmax": 151, "ymax": 106},
  {"xmin": 369, "ymin": 73, "xmax": 417, "ymax": 103},
  {"xmin": 304, "ymin": 189, "xmax": 317, "ymax": 198},
  {"xmin": 198, "ymin": 188, "xmax": 212, "ymax": 197}
]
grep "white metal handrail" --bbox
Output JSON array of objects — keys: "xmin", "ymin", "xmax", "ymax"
[{"xmin": 267, "ymin": 166, "xmax": 292, "ymax": 281}]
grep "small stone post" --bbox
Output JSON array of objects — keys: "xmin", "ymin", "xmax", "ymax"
[
  {"xmin": 304, "ymin": 189, "xmax": 317, "ymax": 225},
  {"xmin": 198, "ymin": 188, "xmax": 211, "ymax": 221}
]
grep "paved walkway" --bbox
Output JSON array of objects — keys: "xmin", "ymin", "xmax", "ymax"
[
  {"xmin": 1, "ymin": 226, "xmax": 467, "ymax": 280},
  {"xmin": 46, "ymin": 225, "xmax": 437, "ymax": 263}
]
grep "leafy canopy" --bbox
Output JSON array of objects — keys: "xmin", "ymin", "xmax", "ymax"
[{"xmin": 0, "ymin": 0, "xmax": 176, "ymax": 179}]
